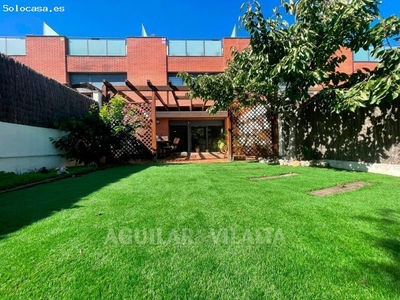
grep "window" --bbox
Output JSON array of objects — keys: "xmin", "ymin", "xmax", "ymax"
[
  {"xmin": 0, "ymin": 37, "xmax": 26, "ymax": 55},
  {"xmin": 68, "ymin": 38, "xmax": 126, "ymax": 56},
  {"xmin": 168, "ymin": 40, "xmax": 222, "ymax": 56},
  {"xmin": 70, "ymin": 73, "xmax": 127, "ymax": 89},
  {"xmin": 353, "ymin": 47, "xmax": 381, "ymax": 62},
  {"xmin": 168, "ymin": 72, "xmax": 220, "ymax": 86}
]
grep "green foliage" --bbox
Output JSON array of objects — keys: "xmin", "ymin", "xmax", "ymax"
[
  {"xmin": 218, "ymin": 133, "xmax": 228, "ymax": 152},
  {"xmin": 51, "ymin": 96, "xmax": 142, "ymax": 165},
  {"xmin": 180, "ymin": 0, "xmax": 400, "ymax": 158}
]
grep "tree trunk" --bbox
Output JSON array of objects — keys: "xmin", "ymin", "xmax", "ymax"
[
  {"xmin": 284, "ymin": 109, "xmax": 301, "ymax": 160},
  {"xmin": 287, "ymin": 115, "xmax": 298, "ymax": 160}
]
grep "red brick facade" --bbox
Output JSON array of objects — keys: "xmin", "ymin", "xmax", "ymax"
[
  {"xmin": 10, "ymin": 36, "xmax": 68, "ymax": 83},
  {"xmin": 9, "ymin": 36, "xmax": 252, "ymax": 85},
  {"xmin": 6, "ymin": 35, "xmax": 379, "ymax": 157},
  {"xmin": 8, "ymin": 35, "xmax": 374, "ymax": 87}
]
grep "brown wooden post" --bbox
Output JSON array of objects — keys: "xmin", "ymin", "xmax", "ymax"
[
  {"xmin": 101, "ymin": 84, "xmax": 108, "ymax": 104},
  {"xmin": 272, "ymin": 114, "xmax": 279, "ymax": 156},
  {"xmin": 227, "ymin": 110, "xmax": 233, "ymax": 161},
  {"xmin": 151, "ymin": 91, "xmax": 157, "ymax": 157}
]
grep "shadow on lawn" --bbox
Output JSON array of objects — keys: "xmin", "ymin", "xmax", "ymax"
[
  {"xmin": 0, "ymin": 164, "xmax": 152, "ymax": 240},
  {"xmin": 356, "ymin": 209, "xmax": 400, "ymax": 288}
]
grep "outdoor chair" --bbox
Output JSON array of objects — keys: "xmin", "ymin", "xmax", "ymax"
[{"xmin": 162, "ymin": 137, "xmax": 180, "ymax": 158}]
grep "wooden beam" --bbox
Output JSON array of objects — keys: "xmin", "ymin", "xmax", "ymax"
[
  {"xmin": 168, "ymin": 81, "xmax": 180, "ymax": 111},
  {"xmin": 125, "ymin": 80, "xmax": 149, "ymax": 103},
  {"xmin": 147, "ymin": 80, "xmax": 169, "ymax": 111},
  {"xmin": 151, "ymin": 91, "xmax": 157, "ymax": 156},
  {"xmin": 101, "ymin": 84, "xmax": 108, "ymax": 103},
  {"xmin": 117, "ymin": 91, "xmax": 136, "ymax": 103},
  {"xmin": 103, "ymin": 80, "xmax": 117, "ymax": 93},
  {"xmin": 103, "ymin": 80, "xmax": 137, "ymax": 102}
]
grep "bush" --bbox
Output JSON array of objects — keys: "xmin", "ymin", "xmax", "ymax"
[{"xmin": 51, "ymin": 96, "xmax": 143, "ymax": 165}]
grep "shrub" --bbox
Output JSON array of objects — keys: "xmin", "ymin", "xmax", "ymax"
[{"xmin": 51, "ymin": 96, "xmax": 143, "ymax": 165}]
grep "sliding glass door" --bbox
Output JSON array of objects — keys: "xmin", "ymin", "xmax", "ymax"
[{"xmin": 169, "ymin": 120, "xmax": 224, "ymax": 152}]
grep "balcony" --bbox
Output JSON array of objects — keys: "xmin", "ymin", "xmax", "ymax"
[
  {"xmin": 168, "ymin": 39, "xmax": 222, "ymax": 56},
  {"xmin": 0, "ymin": 37, "xmax": 26, "ymax": 55},
  {"xmin": 68, "ymin": 38, "xmax": 126, "ymax": 56}
]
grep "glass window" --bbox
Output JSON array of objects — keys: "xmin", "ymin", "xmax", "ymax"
[
  {"xmin": 107, "ymin": 40, "xmax": 126, "ymax": 56},
  {"xmin": 168, "ymin": 40, "xmax": 186, "ymax": 56},
  {"xmin": 186, "ymin": 40, "xmax": 204, "ymax": 56},
  {"xmin": 168, "ymin": 76, "xmax": 184, "ymax": 86},
  {"xmin": 69, "ymin": 39, "xmax": 88, "ymax": 55},
  {"xmin": 6, "ymin": 38, "xmax": 26, "ymax": 55},
  {"xmin": 168, "ymin": 40, "xmax": 222, "ymax": 56},
  {"xmin": 204, "ymin": 40, "xmax": 222, "ymax": 56},
  {"xmin": 70, "ymin": 74, "xmax": 90, "ymax": 85},
  {"xmin": 88, "ymin": 39, "xmax": 107, "ymax": 56},
  {"xmin": 0, "ymin": 38, "xmax": 6, "ymax": 54},
  {"xmin": 353, "ymin": 49, "xmax": 370, "ymax": 61},
  {"xmin": 70, "ymin": 73, "xmax": 127, "ymax": 89},
  {"xmin": 168, "ymin": 73, "xmax": 219, "ymax": 86}
]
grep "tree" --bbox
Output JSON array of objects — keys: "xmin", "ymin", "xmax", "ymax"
[{"xmin": 181, "ymin": 0, "xmax": 400, "ymax": 159}]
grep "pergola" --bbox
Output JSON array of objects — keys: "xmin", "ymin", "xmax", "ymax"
[
  {"xmin": 101, "ymin": 79, "xmax": 210, "ymax": 112},
  {"xmin": 101, "ymin": 79, "xmax": 216, "ymax": 156}
]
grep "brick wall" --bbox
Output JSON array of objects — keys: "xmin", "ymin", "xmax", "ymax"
[
  {"xmin": 354, "ymin": 61, "xmax": 378, "ymax": 71},
  {"xmin": 126, "ymin": 37, "xmax": 167, "ymax": 84},
  {"xmin": 10, "ymin": 36, "xmax": 68, "ymax": 83},
  {"xmin": 167, "ymin": 57, "xmax": 224, "ymax": 73},
  {"xmin": 6, "ymin": 35, "xmax": 365, "ymax": 93},
  {"xmin": 223, "ymin": 38, "xmax": 250, "ymax": 65},
  {"xmin": 156, "ymin": 119, "xmax": 169, "ymax": 137},
  {"xmin": 67, "ymin": 56, "xmax": 126, "ymax": 73}
]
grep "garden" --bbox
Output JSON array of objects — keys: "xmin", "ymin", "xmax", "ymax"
[{"xmin": 0, "ymin": 162, "xmax": 399, "ymax": 299}]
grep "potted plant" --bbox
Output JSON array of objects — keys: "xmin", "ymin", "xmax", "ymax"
[{"xmin": 217, "ymin": 132, "xmax": 228, "ymax": 154}]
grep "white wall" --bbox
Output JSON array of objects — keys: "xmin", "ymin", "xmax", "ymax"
[
  {"xmin": 319, "ymin": 159, "xmax": 400, "ymax": 177},
  {"xmin": 0, "ymin": 121, "xmax": 72, "ymax": 173}
]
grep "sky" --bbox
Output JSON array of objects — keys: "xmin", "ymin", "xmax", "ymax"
[{"xmin": 0, "ymin": 0, "xmax": 399, "ymax": 39}]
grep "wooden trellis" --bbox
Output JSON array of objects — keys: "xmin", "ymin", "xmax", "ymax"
[
  {"xmin": 229, "ymin": 105, "xmax": 277, "ymax": 158},
  {"xmin": 133, "ymin": 102, "xmax": 154, "ymax": 154}
]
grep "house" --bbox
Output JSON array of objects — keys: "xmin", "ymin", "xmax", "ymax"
[{"xmin": 0, "ymin": 34, "xmax": 378, "ymax": 160}]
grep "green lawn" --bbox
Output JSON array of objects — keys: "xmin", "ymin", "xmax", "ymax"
[
  {"xmin": 0, "ymin": 166, "xmax": 96, "ymax": 191},
  {"xmin": 0, "ymin": 163, "xmax": 399, "ymax": 299}
]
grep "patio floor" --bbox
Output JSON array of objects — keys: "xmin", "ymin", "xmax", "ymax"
[{"xmin": 164, "ymin": 151, "xmax": 229, "ymax": 163}]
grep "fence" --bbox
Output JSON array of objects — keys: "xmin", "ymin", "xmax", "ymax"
[
  {"xmin": 299, "ymin": 99, "xmax": 400, "ymax": 164},
  {"xmin": 0, "ymin": 53, "xmax": 95, "ymax": 128},
  {"xmin": 0, "ymin": 54, "xmax": 95, "ymax": 173}
]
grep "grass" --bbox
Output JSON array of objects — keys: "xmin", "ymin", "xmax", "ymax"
[
  {"xmin": 0, "ymin": 166, "xmax": 96, "ymax": 191},
  {"xmin": 0, "ymin": 162, "xmax": 399, "ymax": 299}
]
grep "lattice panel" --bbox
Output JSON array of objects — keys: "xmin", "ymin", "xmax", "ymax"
[
  {"xmin": 132, "ymin": 102, "xmax": 155, "ymax": 154},
  {"xmin": 112, "ymin": 136, "xmax": 152, "ymax": 160},
  {"xmin": 110, "ymin": 102, "xmax": 154, "ymax": 160},
  {"xmin": 229, "ymin": 105, "xmax": 275, "ymax": 157}
]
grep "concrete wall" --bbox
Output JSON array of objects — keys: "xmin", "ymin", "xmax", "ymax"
[
  {"xmin": 0, "ymin": 121, "xmax": 71, "ymax": 173},
  {"xmin": 319, "ymin": 159, "xmax": 400, "ymax": 177}
]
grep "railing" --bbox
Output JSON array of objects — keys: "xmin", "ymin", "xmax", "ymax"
[
  {"xmin": 0, "ymin": 37, "xmax": 26, "ymax": 55},
  {"xmin": 168, "ymin": 39, "xmax": 222, "ymax": 56},
  {"xmin": 68, "ymin": 38, "xmax": 126, "ymax": 56}
]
